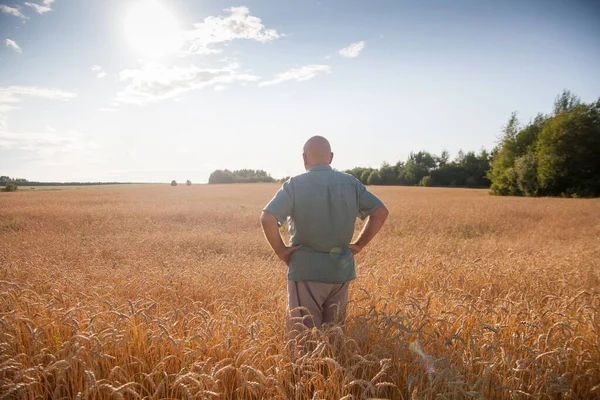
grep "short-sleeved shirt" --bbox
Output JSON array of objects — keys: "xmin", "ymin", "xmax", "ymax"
[{"xmin": 263, "ymin": 164, "xmax": 384, "ymax": 283}]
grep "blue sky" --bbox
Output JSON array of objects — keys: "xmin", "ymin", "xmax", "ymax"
[{"xmin": 1, "ymin": 0, "xmax": 599, "ymax": 182}]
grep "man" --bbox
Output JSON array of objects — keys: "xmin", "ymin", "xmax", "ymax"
[{"xmin": 260, "ymin": 136, "xmax": 389, "ymax": 331}]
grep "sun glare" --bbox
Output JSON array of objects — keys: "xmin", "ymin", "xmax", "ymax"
[{"xmin": 124, "ymin": 0, "xmax": 183, "ymax": 59}]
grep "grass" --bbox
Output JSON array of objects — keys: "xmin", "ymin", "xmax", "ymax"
[{"xmin": 0, "ymin": 184, "xmax": 598, "ymax": 399}]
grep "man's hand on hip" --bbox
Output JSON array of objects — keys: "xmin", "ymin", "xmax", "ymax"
[
  {"xmin": 349, "ymin": 243, "xmax": 363, "ymax": 255},
  {"xmin": 349, "ymin": 205, "xmax": 389, "ymax": 256},
  {"xmin": 276, "ymin": 244, "xmax": 302, "ymax": 266},
  {"xmin": 261, "ymin": 211, "xmax": 302, "ymax": 266}
]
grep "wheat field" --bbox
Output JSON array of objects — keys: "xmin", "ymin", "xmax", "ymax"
[{"xmin": 0, "ymin": 184, "xmax": 598, "ymax": 399}]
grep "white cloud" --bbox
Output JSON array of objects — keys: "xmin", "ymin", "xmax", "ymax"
[
  {"xmin": 0, "ymin": 129, "xmax": 96, "ymax": 157},
  {"xmin": 0, "ymin": 85, "xmax": 94, "ymax": 162},
  {"xmin": 338, "ymin": 41, "xmax": 365, "ymax": 58},
  {"xmin": 0, "ymin": 5, "xmax": 28, "ymax": 19},
  {"xmin": 24, "ymin": 0, "xmax": 54, "ymax": 14},
  {"xmin": 0, "ymin": 87, "xmax": 76, "ymax": 128},
  {"xmin": 183, "ymin": 6, "xmax": 281, "ymax": 54},
  {"xmin": 259, "ymin": 64, "xmax": 331, "ymax": 87},
  {"xmin": 91, "ymin": 65, "xmax": 107, "ymax": 78},
  {"xmin": 0, "ymin": 86, "xmax": 76, "ymax": 104},
  {"xmin": 5, "ymin": 39, "xmax": 22, "ymax": 54},
  {"xmin": 116, "ymin": 62, "xmax": 259, "ymax": 105}
]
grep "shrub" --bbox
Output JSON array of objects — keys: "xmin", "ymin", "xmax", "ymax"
[
  {"xmin": 360, "ymin": 170, "xmax": 372, "ymax": 185},
  {"xmin": 171, "ymin": 180, "xmax": 177, "ymax": 186},
  {"xmin": 420, "ymin": 176, "xmax": 433, "ymax": 187},
  {"xmin": 186, "ymin": 180, "xmax": 192, "ymax": 186},
  {"xmin": 367, "ymin": 171, "xmax": 382, "ymax": 185},
  {"xmin": 2, "ymin": 183, "xmax": 18, "ymax": 192},
  {"xmin": 515, "ymin": 152, "xmax": 538, "ymax": 196}
]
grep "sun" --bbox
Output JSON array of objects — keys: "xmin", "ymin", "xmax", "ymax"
[{"xmin": 124, "ymin": 0, "xmax": 183, "ymax": 59}]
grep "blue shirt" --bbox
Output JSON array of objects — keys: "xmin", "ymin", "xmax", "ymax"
[{"xmin": 263, "ymin": 164, "xmax": 384, "ymax": 283}]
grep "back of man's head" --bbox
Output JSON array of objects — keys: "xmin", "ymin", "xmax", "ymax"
[{"xmin": 303, "ymin": 136, "xmax": 333, "ymax": 169}]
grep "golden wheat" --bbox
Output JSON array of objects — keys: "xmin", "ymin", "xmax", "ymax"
[{"xmin": 0, "ymin": 184, "xmax": 598, "ymax": 399}]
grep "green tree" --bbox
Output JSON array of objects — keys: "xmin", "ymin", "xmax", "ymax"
[
  {"xmin": 454, "ymin": 150, "xmax": 491, "ymax": 187},
  {"xmin": 515, "ymin": 152, "xmax": 538, "ymax": 196},
  {"xmin": 345, "ymin": 167, "xmax": 367, "ymax": 181},
  {"xmin": 360, "ymin": 169, "xmax": 372, "ymax": 185},
  {"xmin": 437, "ymin": 150, "xmax": 450, "ymax": 168},
  {"xmin": 488, "ymin": 112, "xmax": 521, "ymax": 195},
  {"xmin": 488, "ymin": 91, "xmax": 600, "ymax": 197},
  {"xmin": 208, "ymin": 169, "xmax": 275, "ymax": 184},
  {"xmin": 537, "ymin": 100, "xmax": 600, "ymax": 196},
  {"xmin": 367, "ymin": 170, "xmax": 382, "ymax": 185},
  {"xmin": 553, "ymin": 90, "xmax": 581, "ymax": 115},
  {"xmin": 171, "ymin": 180, "xmax": 177, "ymax": 186},
  {"xmin": 515, "ymin": 114, "xmax": 545, "ymax": 156},
  {"xmin": 401, "ymin": 151, "xmax": 436, "ymax": 186},
  {"xmin": 186, "ymin": 180, "xmax": 192, "ymax": 186},
  {"xmin": 379, "ymin": 162, "xmax": 397, "ymax": 185},
  {"xmin": 208, "ymin": 170, "xmax": 235, "ymax": 184},
  {"xmin": 395, "ymin": 161, "xmax": 406, "ymax": 184}
]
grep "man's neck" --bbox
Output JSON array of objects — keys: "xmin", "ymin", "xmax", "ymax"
[{"xmin": 308, "ymin": 164, "xmax": 333, "ymax": 172}]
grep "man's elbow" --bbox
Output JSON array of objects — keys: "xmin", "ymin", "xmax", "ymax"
[
  {"xmin": 260, "ymin": 211, "xmax": 268, "ymax": 225},
  {"xmin": 374, "ymin": 204, "xmax": 389, "ymax": 220},
  {"xmin": 260, "ymin": 211, "xmax": 276, "ymax": 227}
]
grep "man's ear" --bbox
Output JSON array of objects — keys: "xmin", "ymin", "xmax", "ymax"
[
  {"xmin": 330, "ymin": 152, "xmax": 334, "ymax": 163},
  {"xmin": 303, "ymin": 153, "xmax": 307, "ymax": 164}
]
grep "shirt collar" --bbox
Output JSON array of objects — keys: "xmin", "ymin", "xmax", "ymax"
[{"xmin": 309, "ymin": 164, "xmax": 333, "ymax": 172}]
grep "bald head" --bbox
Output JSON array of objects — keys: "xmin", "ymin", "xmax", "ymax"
[{"xmin": 303, "ymin": 136, "xmax": 333, "ymax": 170}]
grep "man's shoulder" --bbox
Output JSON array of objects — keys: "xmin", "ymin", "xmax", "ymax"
[
  {"xmin": 333, "ymin": 170, "xmax": 362, "ymax": 185},
  {"xmin": 290, "ymin": 169, "xmax": 360, "ymax": 187},
  {"xmin": 287, "ymin": 172, "xmax": 307, "ymax": 184},
  {"xmin": 336, "ymin": 170, "xmax": 359, "ymax": 179}
]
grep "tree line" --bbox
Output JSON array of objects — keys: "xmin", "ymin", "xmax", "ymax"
[
  {"xmin": 0, "ymin": 176, "xmax": 137, "ymax": 191},
  {"xmin": 0, "ymin": 178, "xmax": 133, "ymax": 186},
  {"xmin": 345, "ymin": 149, "xmax": 491, "ymax": 188},
  {"xmin": 345, "ymin": 90, "xmax": 599, "ymax": 197},
  {"xmin": 488, "ymin": 91, "xmax": 599, "ymax": 197},
  {"xmin": 208, "ymin": 169, "xmax": 275, "ymax": 184}
]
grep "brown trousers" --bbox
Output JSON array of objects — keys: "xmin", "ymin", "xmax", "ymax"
[{"xmin": 287, "ymin": 280, "xmax": 349, "ymax": 331}]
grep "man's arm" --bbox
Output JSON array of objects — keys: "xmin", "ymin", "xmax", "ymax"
[
  {"xmin": 260, "ymin": 211, "xmax": 302, "ymax": 265},
  {"xmin": 349, "ymin": 204, "xmax": 389, "ymax": 255}
]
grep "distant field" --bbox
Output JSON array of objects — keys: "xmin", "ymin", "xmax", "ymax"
[
  {"xmin": 0, "ymin": 185, "xmax": 598, "ymax": 399},
  {"xmin": 14, "ymin": 184, "xmax": 154, "ymax": 191}
]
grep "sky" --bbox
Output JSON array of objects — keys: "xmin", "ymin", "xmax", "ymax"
[{"xmin": 1, "ymin": 0, "xmax": 599, "ymax": 183}]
